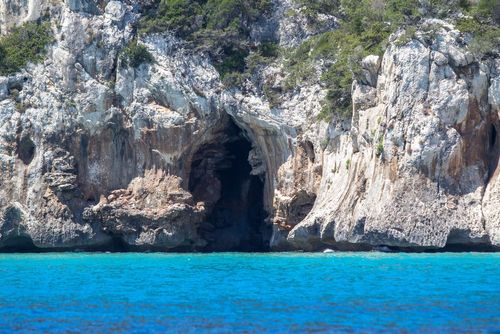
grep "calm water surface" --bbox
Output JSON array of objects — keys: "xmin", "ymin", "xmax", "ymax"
[{"xmin": 0, "ymin": 252, "xmax": 498, "ymax": 333}]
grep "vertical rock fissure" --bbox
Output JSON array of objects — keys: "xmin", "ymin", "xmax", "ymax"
[
  {"xmin": 189, "ymin": 118, "xmax": 270, "ymax": 252},
  {"xmin": 487, "ymin": 123, "xmax": 499, "ymax": 181},
  {"xmin": 490, "ymin": 124, "xmax": 497, "ymax": 150}
]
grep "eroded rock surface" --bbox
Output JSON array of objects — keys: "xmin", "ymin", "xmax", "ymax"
[{"xmin": 287, "ymin": 25, "xmax": 500, "ymax": 251}]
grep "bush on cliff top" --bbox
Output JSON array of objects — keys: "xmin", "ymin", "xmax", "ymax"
[
  {"xmin": 285, "ymin": 0, "xmax": 421, "ymax": 120},
  {"xmin": 286, "ymin": 0, "xmax": 500, "ymax": 121},
  {"xmin": 0, "ymin": 21, "xmax": 54, "ymax": 76},
  {"xmin": 456, "ymin": 0, "xmax": 500, "ymax": 58},
  {"xmin": 140, "ymin": 0, "xmax": 499, "ymax": 120},
  {"xmin": 140, "ymin": 0, "xmax": 273, "ymax": 81}
]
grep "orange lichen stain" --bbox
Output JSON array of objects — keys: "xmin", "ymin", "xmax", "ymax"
[
  {"xmin": 389, "ymin": 157, "xmax": 398, "ymax": 182},
  {"xmin": 448, "ymin": 99, "xmax": 488, "ymax": 182}
]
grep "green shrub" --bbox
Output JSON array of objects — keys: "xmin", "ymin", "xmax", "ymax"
[
  {"xmin": 140, "ymin": 0, "xmax": 273, "ymax": 81},
  {"xmin": 139, "ymin": 0, "xmax": 499, "ymax": 115},
  {"xmin": 295, "ymin": 0, "xmax": 341, "ymax": 26},
  {"xmin": 0, "ymin": 21, "xmax": 54, "ymax": 76},
  {"xmin": 263, "ymin": 83, "xmax": 281, "ymax": 108},
  {"xmin": 395, "ymin": 26, "xmax": 417, "ymax": 46},
  {"xmin": 215, "ymin": 47, "xmax": 248, "ymax": 80},
  {"xmin": 375, "ymin": 138, "xmax": 384, "ymax": 157},
  {"xmin": 468, "ymin": 28, "xmax": 500, "ymax": 58},
  {"xmin": 455, "ymin": 0, "xmax": 500, "ymax": 58},
  {"xmin": 282, "ymin": 0, "xmax": 422, "ymax": 120},
  {"xmin": 284, "ymin": 0, "xmax": 500, "ymax": 121},
  {"xmin": 456, "ymin": 17, "xmax": 483, "ymax": 33},
  {"xmin": 259, "ymin": 41, "xmax": 279, "ymax": 58},
  {"xmin": 476, "ymin": 0, "xmax": 500, "ymax": 24},
  {"xmin": 458, "ymin": 0, "xmax": 471, "ymax": 11},
  {"xmin": 295, "ymin": 0, "xmax": 340, "ymax": 16},
  {"xmin": 139, "ymin": 0, "xmax": 203, "ymax": 37},
  {"xmin": 121, "ymin": 40, "xmax": 154, "ymax": 68},
  {"xmin": 15, "ymin": 102, "xmax": 31, "ymax": 113},
  {"xmin": 218, "ymin": 41, "xmax": 279, "ymax": 87}
]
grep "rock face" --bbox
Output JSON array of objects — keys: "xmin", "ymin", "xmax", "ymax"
[{"xmin": 0, "ymin": 1, "xmax": 498, "ymax": 252}]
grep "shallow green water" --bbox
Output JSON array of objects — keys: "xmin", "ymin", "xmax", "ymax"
[{"xmin": 0, "ymin": 252, "xmax": 498, "ymax": 333}]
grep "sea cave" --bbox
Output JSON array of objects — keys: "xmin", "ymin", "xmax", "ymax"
[{"xmin": 188, "ymin": 117, "xmax": 271, "ymax": 252}]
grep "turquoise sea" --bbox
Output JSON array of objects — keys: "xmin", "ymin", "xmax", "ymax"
[{"xmin": 0, "ymin": 252, "xmax": 498, "ymax": 333}]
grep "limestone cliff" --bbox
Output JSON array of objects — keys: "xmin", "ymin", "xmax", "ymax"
[{"xmin": 0, "ymin": 0, "xmax": 498, "ymax": 251}]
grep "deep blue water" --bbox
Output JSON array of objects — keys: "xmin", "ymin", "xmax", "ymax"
[{"xmin": 0, "ymin": 252, "xmax": 498, "ymax": 333}]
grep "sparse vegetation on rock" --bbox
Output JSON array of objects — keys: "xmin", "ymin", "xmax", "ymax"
[
  {"xmin": 0, "ymin": 21, "xmax": 53, "ymax": 76},
  {"xmin": 284, "ymin": 0, "xmax": 500, "ymax": 120},
  {"xmin": 140, "ymin": 0, "xmax": 274, "ymax": 81},
  {"xmin": 121, "ymin": 40, "xmax": 154, "ymax": 68}
]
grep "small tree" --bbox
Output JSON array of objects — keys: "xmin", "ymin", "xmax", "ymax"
[{"xmin": 121, "ymin": 40, "xmax": 154, "ymax": 68}]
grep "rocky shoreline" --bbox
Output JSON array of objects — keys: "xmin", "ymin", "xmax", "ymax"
[{"xmin": 0, "ymin": 0, "xmax": 499, "ymax": 252}]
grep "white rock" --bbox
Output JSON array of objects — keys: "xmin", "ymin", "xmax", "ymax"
[{"xmin": 105, "ymin": 1, "xmax": 126, "ymax": 22}]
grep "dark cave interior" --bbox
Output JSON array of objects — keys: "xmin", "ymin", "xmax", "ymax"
[
  {"xmin": 17, "ymin": 135, "xmax": 35, "ymax": 165},
  {"xmin": 189, "ymin": 118, "xmax": 270, "ymax": 252},
  {"xmin": 488, "ymin": 123, "xmax": 499, "ymax": 181},
  {"xmin": 490, "ymin": 124, "xmax": 497, "ymax": 150}
]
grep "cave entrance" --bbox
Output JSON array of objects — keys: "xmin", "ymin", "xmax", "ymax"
[
  {"xmin": 189, "ymin": 117, "xmax": 270, "ymax": 252},
  {"xmin": 17, "ymin": 135, "xmax": 35, "ymax": 165}
]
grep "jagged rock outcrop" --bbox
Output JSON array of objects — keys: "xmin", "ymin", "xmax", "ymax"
[
  {"xmin": 83, "ymin": 170, "xmax": 205, "ymax": 250},
  {"xmin": 0, "ymin": 1, "xmax": 498, "ymax": 252},
  {"xmin": 286, "ymin": 22, "xmax": 500, "ymax": 251}
]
